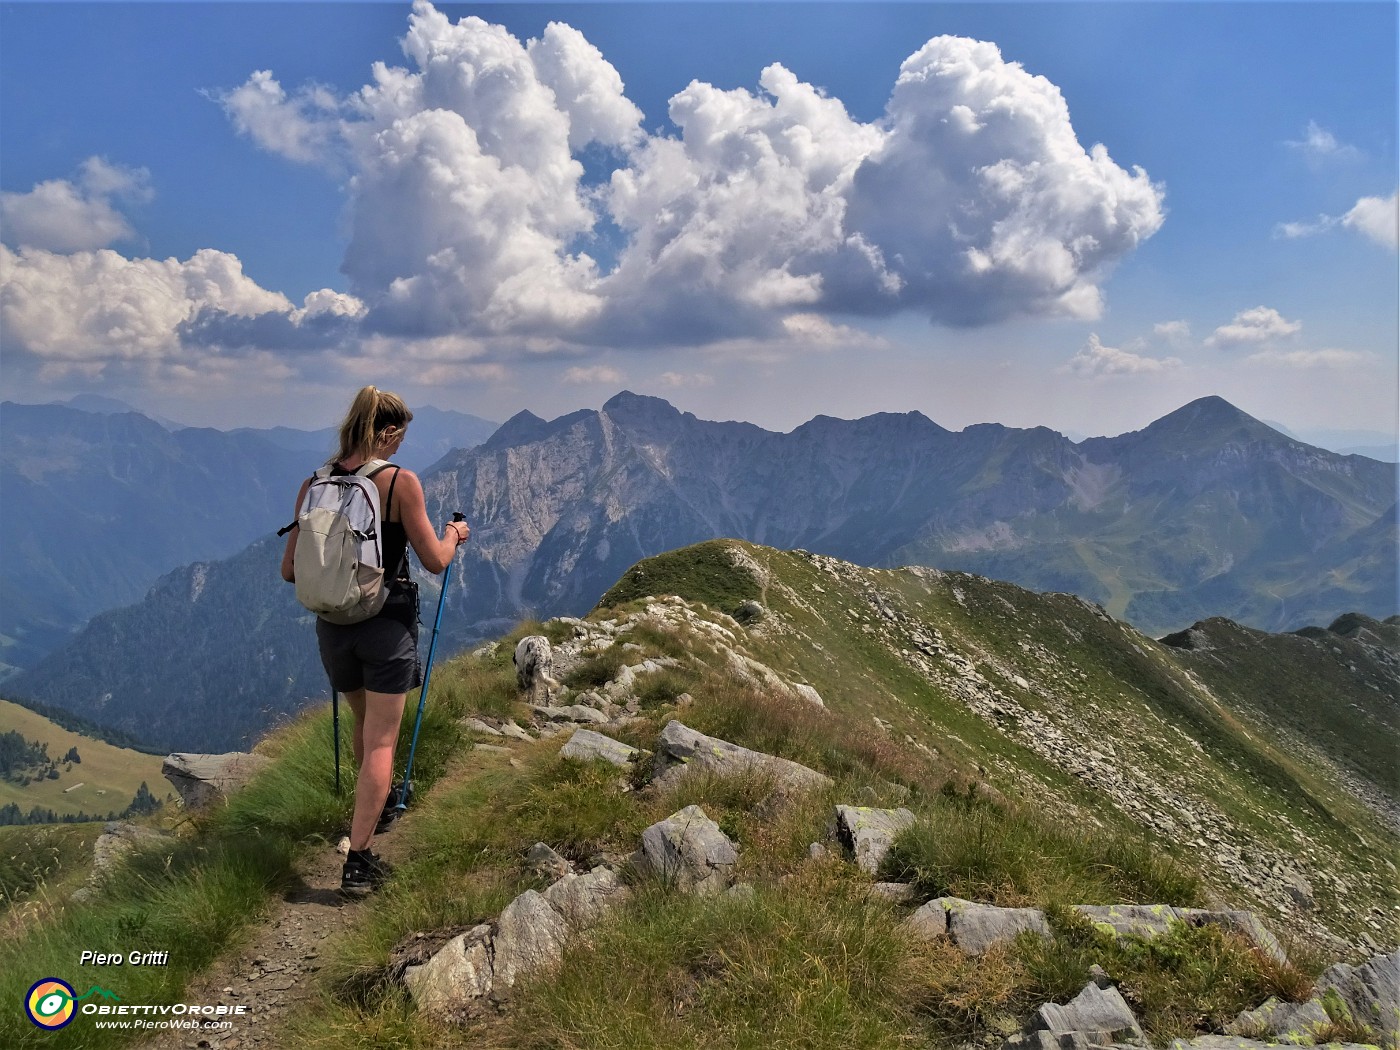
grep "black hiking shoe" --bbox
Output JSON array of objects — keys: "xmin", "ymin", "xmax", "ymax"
[
  {"xmin": 375, "ymin": 781, "xmax": 413, "ymax": 834},
  {"xmin": 340, "ymin": 849, "xmax": 394, "ymax": 898}
]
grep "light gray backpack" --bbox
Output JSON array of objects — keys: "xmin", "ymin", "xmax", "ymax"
[{"xmin": 288, "ymin": 460, "xmax": 397, "ymax": 624}]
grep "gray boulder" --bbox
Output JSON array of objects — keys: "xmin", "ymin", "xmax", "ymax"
[
  {"xmin": 492, "ymin": 890, "xmax": 570, "ymax": 989},
  {"xmin": 1318, "ymin": 949, "xmax": 1400, "ymax": 1049},
  {"xmin": 631, "ymin": 805, "xmax": 738, "ymax": 895},
  {"xmin": 650, "ymin": 720, "xmax": 831, "ymax": 792},
  {"xmin": 905, "ymin": 899, "xmax": 951, "ymax": 940},
  {"xmin": 834, "ymin": 805, "xmax": 916, "ymax": 875},
  {"xmin": 911, "ymin": 897, "xmax": 1051, "ymax": 956},
  {"xmin": 559, "ymin": 729, "xmax": 642, "ymax": 768},
  {"xmin": 526, "ymin": 842, "xmax": 572, "ymax": 881},
  {"xmin": 1074, "ymin": 904, "xmax": 1286, "ymax": 965},
  {"xmin": 72, "ymin": 822, "xmax": 174, "ymax": 902},
  {"xmin": 1177, "ymin": 909, "xmax": 1287, "ymax": 965},
  {"xmin": 162, "ymin": 752, "xmax": 270, "ymax": 810},
  {"xmin": 403, "ymin": 925, "xmax": 494, "ymax": 1016},
  {"xmin": 1226, "ymin": 997, "xmax": 1331, "ymax": 1044},
  {"xmin": 542, "ymin": 866, "xmax": 630, "ymax": 930},
  {"xmin": 531, "ymin": 704, "xmax": 610, "ymax": 725},
  {"xmin": 1029, "ymin": 981, "xmax": 1146, "ymax": 1046},
  {"xmin": 1075, "ymin": 904, "xmax": 1181, "ymax": 939}
]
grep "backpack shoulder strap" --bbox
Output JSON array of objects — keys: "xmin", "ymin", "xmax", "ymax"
[
  {"xmin": 356, "ymin": 458, "xmax": 391, "ymax": 478},
  {"xmin": 277, "ymin": 472, "xmax": 322, "ymax": 535}
]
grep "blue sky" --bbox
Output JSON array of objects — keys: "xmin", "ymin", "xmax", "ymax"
[{"xmin": 1, "ymin": 1, "xmax": 1395, "ymax": 446}]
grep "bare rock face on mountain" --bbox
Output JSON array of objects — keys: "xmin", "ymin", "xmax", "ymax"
[{"xmin": 417, "ymin": 392, "xmax": 1396, "ymax": 655}]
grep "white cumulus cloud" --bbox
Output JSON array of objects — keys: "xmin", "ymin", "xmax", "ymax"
[
  {"xmin": 1276, "ymin": 188, "xmax": 1397, "ymax": 250},
  {"xmin": 1343, "ymin": 191, "xmax": 1398, "ymax": 250},
  {"xmin": 1064, "ymin": 334, "xmax": 1180, "ymax": 376},
  {"xmin": 214, "ymin": 3, "xmax": 1162, "ymax": 346},
  {"xmin": 0, "ymin": 244, "xmax": 292, "ymax": 374},
  {"xmin": 0, "ymin": 157, "xmax": 151, "ymax": 253},
  {"xmin": 1206, "ymin": 306, "xmax": 1301, "ymax": 348}
]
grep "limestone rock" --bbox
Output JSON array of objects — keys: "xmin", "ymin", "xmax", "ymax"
[
  {"xmin": 1029, "ymin": 980, "xmax": 1146, "ymax": 1046},
  {"xmin": 1075, "ymin": 904, "xmax": 1182, "ymax": 940},
  {"xmin": 559, "ymin": 728, "xmax": 642, "ymax": 768},
  {"xmin": 905, "ymin": 899, "xmax": 951, "ymax": 940},
  {"xmin": 650, "ymin": 719, "xmax": 831, "ymax": 793},
  {"xmin": 1169, "ymin": 1039, "xmax": 1376, "ymax": 1050},
  {"xmin": 834, "ymin": 804, "xmax": 916, "ymax": 875},
  {"xmin": 73, "ymin": 822, "xmax": 173, "ymax": 901},
  {"xmin": 1226, "ymin": 997, "xmax": 1331, "ymax": 1044},
  {"xmin": 928, "ymin": 896, "xmax": 1052, "ymax": 956},
  {"xmin": 631, "ymin": 805, "xmax": 738, "ymax": 895},
  {"xmin": 1177, "ymin": 909, "xmax": 1287, "ymax": 965},
  {"xmin": 526, "ymin": 842, "xmax": 572, "ymax": 881},
  {"xmin": 542, "ymin": 866, "xmax": 630, "ymax": 930},
  {"xmin": 531, "ymin": 703, "xmax": 610, "ymax": 725},
  {"xmin": 1318, "ymin": 949, "xmax": 1400, "ymax": 1049},
  {"xmin": 162, "ymin": 752, "xmax": 270, "ymax": 810},
  {"xmin": 492, "ymin": 890, "xmax": 569, "ymax": 988},
  {"xmin": 403, "ymin": 925, "xmax": 494, "ymax": 1015}
]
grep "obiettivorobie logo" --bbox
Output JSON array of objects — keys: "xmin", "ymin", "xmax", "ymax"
[
  {"xmin": 25, "ymin": 978, "xmax": 247, "ymax": 1032},
  {"xmin": 25, "ymin": 979, "xmax": 119, "ymax": 1030}
]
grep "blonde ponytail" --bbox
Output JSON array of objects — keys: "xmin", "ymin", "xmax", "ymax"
[{"xmin": 332, "ymin": 386, "xmax": 413, "ymax": 464}]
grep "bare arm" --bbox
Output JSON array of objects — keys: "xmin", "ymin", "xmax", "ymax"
[
  {"xmin": 280, "ymin": 478, "xmax": 311, "ymax": 583},
  {"xmin": 394, "ymin": 469, "xmax": 468, "ymax": 574}
]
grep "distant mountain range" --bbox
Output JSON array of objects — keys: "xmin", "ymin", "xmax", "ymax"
[
  {"xmin": 418, "ymin": 391, "xmax": 1394, "ymax": 648},
  {"xmin": 7, "ymin": 391, "xmax": 1394, "ymax": 751},
  {"xmin": 0, "ymin": 400, "xmax": 496, "ymax": 677}
]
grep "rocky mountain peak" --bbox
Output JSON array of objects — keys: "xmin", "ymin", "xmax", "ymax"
[{"xmin": 601, "ymin": 390, "xmax": 684, "ymax": 427}]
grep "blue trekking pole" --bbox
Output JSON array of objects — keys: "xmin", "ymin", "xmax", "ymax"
[{"xmin": 396, "ymin": 513, "xmax": 464, "ymax": 813}]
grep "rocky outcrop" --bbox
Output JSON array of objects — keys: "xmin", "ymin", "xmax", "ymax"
[
  {"xmin": 162, "ymin": 752, "xmax": 270, "ymax": 810},
  {"xmin": 1027, "ymin": 980, "xmax": 1146, "ymax": 1047},
  {"xmin": 906, "ymin": 896, "xmax": 1052, "ymax": 956},
  {"xmin": 72, "ymin": 821, "xmax": 175, "ymax": 902},
  {"xmin": 834, "ymin": 805, "xmax": 916, "ymax": 875},
  {"xmin": 1074, "ymin": 905, "xmax": 1286, "ymax": 963},
  {"xmin": 650, "ymin": 719, "xmax": 831, "ymax": 793},
  {"xmin": 403, "ymin": 864, "xmax": 630, "ymax": 1017},
  {"xmin": 1317, "ymin": 949, "xmax": 1400, "ymax": 1049},
  {"xmin": 559, "ymin": 728, "xmax": 643, "ymax": 768},
  {"xmin": 629, "ymin": 805, "xmax": 739, "ymax": 896},
  {"xmin": 1225, "ymin": 997, "xmax": 1331, "ymax": 1044}
]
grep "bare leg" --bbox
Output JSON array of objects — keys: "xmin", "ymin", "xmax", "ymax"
[{"xmin": 349, "ymin": 690, "xmax": 406, "ymax": 851}]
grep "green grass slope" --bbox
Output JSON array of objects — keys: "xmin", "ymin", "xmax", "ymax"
[
  {"xmin": 2, "ymin": 540, "xmax": 1394, "ymax": 1050},
  {"xmin": 0, "ymin": 699, "xmax": 167, "ymax": 821}
]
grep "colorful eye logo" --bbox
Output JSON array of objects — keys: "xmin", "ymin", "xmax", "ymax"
[{"xmin": 26, "ymin": 978, "xmax": 77, "ymax": 1029}]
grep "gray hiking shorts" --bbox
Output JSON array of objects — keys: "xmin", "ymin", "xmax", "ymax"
[{"xmin": 316, "ymin": 612, "xmax": 421, "ymax": 695}]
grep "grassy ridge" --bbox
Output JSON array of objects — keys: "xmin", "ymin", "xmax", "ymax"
[
  {"xmin": 2, "ymin": 540, "xmax": 1393, "ymax": 1049},
  {"xmin": 277, "ymin": 599, "xmax": 1334, "ymax": 1050}
]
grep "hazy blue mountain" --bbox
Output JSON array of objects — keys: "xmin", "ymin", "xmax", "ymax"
[
  {"xmin": 418, "ymin": 391, "xmax": 1393, "ymax": 648},
  {"xmin": 1, "ymin": 401, "xmax": 497, "ymax": 676},
  {"xmin": 10, "ymin": 392, "xmax": 1394, "ymax": 749},
  {"xmin": 227, "ymin": 404, "xmax": 497, "ymax": 473},
  {"xmin": 0, "ymin": 402, "xmax": 317, "ymax": 676},
  {"xmin": 8, "ymin": 538, "xmax": 325, "ymax": 752}
]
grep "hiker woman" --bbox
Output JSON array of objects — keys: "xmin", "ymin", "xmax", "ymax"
[{"xmin": 280, "ymin": 385, "xmax": 469, "ymax": 896}]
